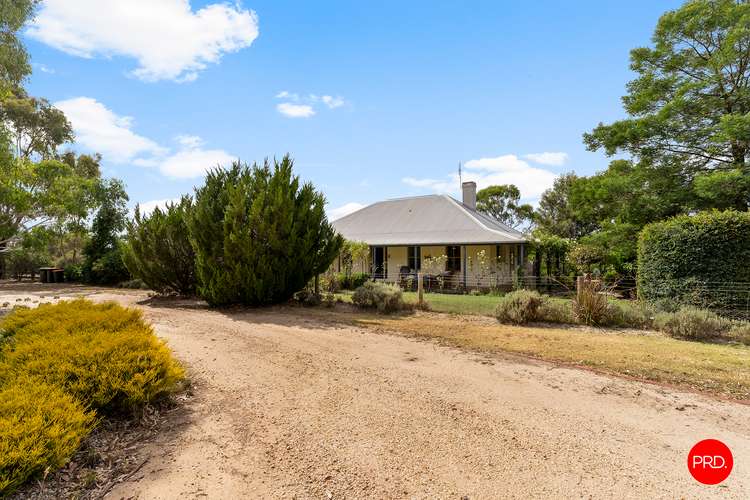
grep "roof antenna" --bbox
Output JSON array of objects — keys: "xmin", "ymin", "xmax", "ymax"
[{"xmin": 458, "ymin": 161, "xmax": 462, "ymax": 189}]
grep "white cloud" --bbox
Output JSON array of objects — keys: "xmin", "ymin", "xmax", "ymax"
[
  {"xmin": 158, "ymin": 148, "xmax": 235, "ymax": 178},
  {"xmin": 402, "ymin": 154, "xmax": 558, "ymax": 201},
  {"xmin": 275, "ymin": 90, "xmax": 299, "ymax": 100},
  {"xmin": 175, "ymin": 134, "xmax": 204, "ymax": 149},
  {"xmin": 32, "ymin": 63, "xmax": 55, "ymax": 74},
  {"xmin": 328, "ymin": 202, "xmax": 365, "ymax": 221},
  {"xmin": 55, "ymin": 96, "xmax": 234, "ymax": 178},
  {"xmin": 27, "ymin": 0, "xmax": 259, "ymax": 82},
  {"xmin": 321, "ymin": 95, "xmax": 345, "ymax": 109},
  {"xmin": 276, "ymin": 102, "xmax": 315, "ymax": 118},
  {"xmin": 55, "ymin": 97, "xmax": 166, "ymax": 163},
  {"xmin": 274, "ymin": 91, "xmax": 346, "ymax": 116},
  {"xmin": 136, "ymin": 198, "xmax": 180, "ymax": 216},
  {"xmin": 523, "ymin": 152, "xmax": 569, "ymax": 166}
]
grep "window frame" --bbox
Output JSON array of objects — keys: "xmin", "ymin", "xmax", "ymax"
[
  {"xmin": 407, "ymin": 246, "xmax": 421, "ymax": 271},
  {"xmin": 446, "ymin": 245, "xmax": 461, "ymax": 272}
]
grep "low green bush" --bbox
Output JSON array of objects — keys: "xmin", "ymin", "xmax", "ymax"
[
  {"xmin": 537, "ymin": 298, "xmax": 575, "ymax": 324},
  {"xmin": 0, "ymin": 379, "xmax": 95, "ymax": 495},
  {"xmin": 654, "ymin": 306, "xmax": 729, "ymax": 341},
  {"xmin": 495, "ymin": 290, "xmax": 544, "ymax": 324},
  {"xmin": 63, "ymin": 264, "xmax": 83, "ymax": 282},
  {"xmin": 606, "ymin": 301, "xmax": 656, "ymax": 329},
  {"xmin": 728, "ymin": 322, "xmax": 750, "ymax": 345},
  {"xmin": 0, "ymin": 300, "xmax": 185, "ymax": 412},
  {"xmin": 352, "ymin": 282, "xmax": 404, "ymax": 313},
  {"xmin": 348, "ymin": 272, "xmax": 370, "ymax": 289}
]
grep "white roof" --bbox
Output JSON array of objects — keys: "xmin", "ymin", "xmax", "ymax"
[{"xmin": 332, "ymin": 194, "xmax": 526, "ymax": 246}]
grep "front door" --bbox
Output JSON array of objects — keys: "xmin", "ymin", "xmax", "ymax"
[{"xmin": 373, "ymin": 246, "xmax": 385, "ymax": 278}]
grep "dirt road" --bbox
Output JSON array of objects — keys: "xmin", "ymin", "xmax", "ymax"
[{"xmin": 3, "ymin": 285, "xmax": 749, "ymax": 498}]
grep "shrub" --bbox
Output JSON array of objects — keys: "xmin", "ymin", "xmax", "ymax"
[
  {"xmin": 572, "ymin": 279, "xmax": 610, "ymax": 326},
  {"xmin": 728, "ymin": 322, "xmax": 750, "ymax": 345},
  {"xmin": 349, "ymin": 272, "xmax": 370, "ymax": 290},
  {"xmin": 638, "ymin": 210, "xmax": 750, "ymax": 310},
  {"xmin": 654, "ymin": 306, "xmax": 729, "ymax": 341},
  {"xmin": 537, "ymin": 298, "xmax": 575, "ymax": 324},
  {"xmin": 606, "ymin": 301, "xmax": 655, "ymax": 329},
  {"xmin": 495, "ymin": 290, "xmax": 544, "ymax": 324},
  {"xmin": 0, "ymin": 379, "xmax": 95, "ymax": 496},
  {"xmin": 352, "ymin": 282, "xmax": 404, "ymax": 313},
  {"xmin": 188, "ymin": 157, "xmax": 343, "ymax": 306},
  {"xmin": 63, "ymin": 264, "xmax": 83, "ymax": 282},
  {"xmin": 119, "ymin": 278, "xmax": 149, "ymax": 289},
  {"xmin": 293, "ymin": 289, "xmax": 321, "ymax": 307},
  {"xmin": 123, "ymin": 197, "xmax": 197, "ymax": 295},
  {"xmin": 0, "ymin": 300, "xmax": 185, "ymax": 412}
]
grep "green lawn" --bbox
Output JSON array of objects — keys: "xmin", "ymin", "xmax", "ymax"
[{"xmin": 336, "ymin": 290, "xmax": 505, "ymax": 316}]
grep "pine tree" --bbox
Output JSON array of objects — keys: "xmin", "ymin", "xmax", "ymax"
[
  {"xmin": 188, "ymin": 156, "xmax": 342, "ymax": 306},
  {"xmin": 122, "ymin": 196, "xmax": 196, "ymax": 294}
]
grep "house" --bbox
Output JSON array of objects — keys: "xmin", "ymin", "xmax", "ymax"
[{"xmin": 331, "ymin": 182, "xmax": 530, "ymax": 288}]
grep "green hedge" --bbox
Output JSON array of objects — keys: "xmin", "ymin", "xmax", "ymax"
[{"xmin": 637, "ymin": 210, "xmax": 750, "ymax": 309}]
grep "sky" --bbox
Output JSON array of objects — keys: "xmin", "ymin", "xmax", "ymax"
[{"xmin": 24, "ymin": 0, "xmax": 684, "ymax": 220}]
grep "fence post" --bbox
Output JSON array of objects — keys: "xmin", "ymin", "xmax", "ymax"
[
  {"xmin": 576, "ymin": 275, "xmax": 583, "ymax": 302},
  {"xmin": 417, "ymin": 272, "xmax": 424, "ymax": 306}
]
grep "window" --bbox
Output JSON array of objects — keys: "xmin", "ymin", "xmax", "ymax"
[
  {"xmin": 407, "ymin": 246, "xmax": 421, "ymax": 271},
  {"xmin": 446, "ymin": 245, "xmax": 461, "ymax": 272}
]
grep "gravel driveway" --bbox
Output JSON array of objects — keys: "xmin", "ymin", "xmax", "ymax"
[{"xmin": 2, "ymin": 285, "xmax": 749, "ymax": 498}]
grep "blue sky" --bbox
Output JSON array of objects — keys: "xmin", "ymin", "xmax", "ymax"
[{"xmin": 24, "ymin": 0, "xmax": 683, "ymax": 219}]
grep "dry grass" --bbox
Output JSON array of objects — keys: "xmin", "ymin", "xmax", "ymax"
[{"xmin": 314, "ymin": 307, "xmax": 750, "ymax": 401}]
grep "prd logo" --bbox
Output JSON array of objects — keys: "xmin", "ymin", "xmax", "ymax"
[{"xmin": 688, "ymin": 439, "xmax": 733, "ymax": 485}]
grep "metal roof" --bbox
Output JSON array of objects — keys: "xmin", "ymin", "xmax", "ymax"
[{"xmin": 331, "ymin": 194, "xmax": 526, "ymax": 246}]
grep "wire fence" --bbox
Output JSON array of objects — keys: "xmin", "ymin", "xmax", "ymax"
[{"xmin": 372, "ymin": 272, "xmax": 750, "ymax": 320}]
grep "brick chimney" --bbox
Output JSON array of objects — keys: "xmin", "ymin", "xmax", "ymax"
[{"xmin": 462, "ymin": 181, "xmax": 476, "ymax": 210}]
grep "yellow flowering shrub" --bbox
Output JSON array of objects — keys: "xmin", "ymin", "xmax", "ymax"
[
  {"xmin": 0, "ymin": 299, "xmax": 184, "ymax": 495},
  {"xmin": 0, "ymin": 378, "xmax": 95, "ymax": 495},
  {"xmin": 0, "ymin": 299, "xmax": 185, "ymax": 412}
]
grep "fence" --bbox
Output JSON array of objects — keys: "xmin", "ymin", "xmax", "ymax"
[{"xmin": 371, "ymin": 272, "xmax": 750, "ymax": 320}]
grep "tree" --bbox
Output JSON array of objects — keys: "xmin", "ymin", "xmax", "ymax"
[
  {"xmin": 536, "ymin": 173, "xmax": 591, "ymax": 239},
  {"xmin": 476, "ymin": 184, "xmax": 534, "ymax": 229},
  {"xmin": 1, "ymin": 92, "xmax": 74, "ymax": 159},
  {"xmin": 82, "ymin": 179, "xmax": 130, "ymax": 284},
  {"xmin": 0, "ymin": 0, "xmax": 38, "ymax": 94},
  {"xmin": 0, "ymin": 159, "xmax": 99, "ymax": 247},
  {"xmin": 188, "ymin": 156, "xmax": 343, "ymax": 306},
  {"xmin": 584, "ymin": 0, "xmax": 750, "ymax": 210},
  {"xmin": 123, "ymin": 197, "xmax": 196, "ymax": 295}
]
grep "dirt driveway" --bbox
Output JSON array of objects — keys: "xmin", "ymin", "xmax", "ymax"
[{"xmin": 2, "ymin": 284, "xmax": 749, "ymax": 499}]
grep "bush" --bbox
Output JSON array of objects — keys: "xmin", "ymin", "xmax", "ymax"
[
  {"xmin": 606, "ymin": 301, "xmax": 655, "ymax": 329},
  {"xmin": 118, "ymin": 278, "xmax": 149, "ymax": 289},
  {"xmin": 123, "ymin": 197, "xmax": 197, "ymax": 295},
  {"xmin": 572, "ymin": 278, "xmax": 611, "ymax": 326},
  {"xmin": 654, "ymin": 306, "xmax": 729, "ymax": 341},
  {"xmin": 63, "ymin": 264, "xmax": 83, "ymax": 282},
  {"xmin": 638, "ymin": 210, "xmax": 750, "ymax": 310},
  {"xmin": 188, "ymin": 157, "xmax": 343, "ymax": 306},
  {"xmin": 495, "ymin": 290, "xmax": 544, "ymax": 324},
  {"xmin": 352, "ymin": 282, "xmax": 404, "ymax": 313},
  {"xmin": 349, "ymin": 272, "xmax": 370, "ymax": 290},
  {"xmin": 728, "ymin": 322, "xmax": 750, "ymax": 345},
  {"xmin": 0, "ymin": 300, "xmax": 185, "ymax": 412},
  {"xmin": 0, "ymin": 379, "xmax": 95, "ymax": 495},
  {"xmin": 537, "ymin": 298, "xmax": 575, "ymax": 324}
]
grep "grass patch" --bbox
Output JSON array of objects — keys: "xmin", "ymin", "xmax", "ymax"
[{"xmin": 315, "ymin": 307, "xmax": 750, "ymax": 400}]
